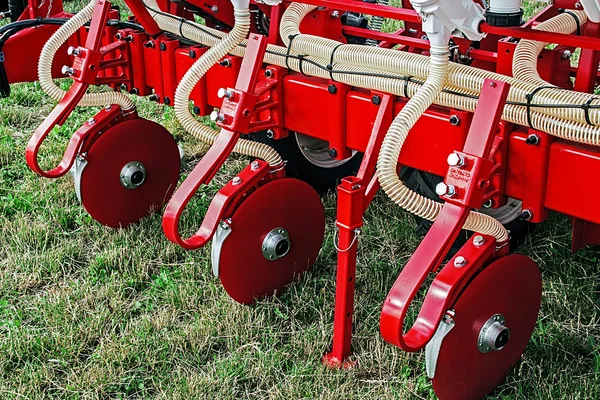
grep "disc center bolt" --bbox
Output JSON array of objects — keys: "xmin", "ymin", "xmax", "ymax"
[
  {"xmin": 120, "ymin": 161, "xmax": 147, "ymax": 189},
  {"xmin": 478, "ymin": 313, "xmax": 510, "ymax": 353},
  {"xmin": 262, "ymin": 228, "xmax": 291, "ymax": 261}
]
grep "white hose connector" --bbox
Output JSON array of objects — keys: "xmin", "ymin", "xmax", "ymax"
[
  {"xmin": 38, "ymin": 0, "xmax": 133, "ymax": 110},
  {"xmin": 171, "ymin": 0, "xmax": 282, "ymax": 166},
  {"xmin": 410, "ymin": 0, "xmax": 485, "ymax": 42},
  {"xmin": 489, "ymin": 0, "xmax": 522, "ymax": 14},
  {"xmin": 580, "ymin": 0, "xmax": 600, "ymax": 23}
]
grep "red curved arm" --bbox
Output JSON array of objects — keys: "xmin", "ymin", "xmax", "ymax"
[{"xmin": 25, "ymin": 84, "xmax": 90, "ymax": 178}]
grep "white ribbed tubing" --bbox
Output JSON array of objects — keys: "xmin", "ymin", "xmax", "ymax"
[
  {"xmin": 513, "ymin": 10, "xmax": 587, "ymax": 85},
  {"xmin": 38, "ymin": 0, "xmax": 133, "ymax": 110},
  {"xmin": 377, "ymin": 46, "xmax": 508, "ymax": 242}
]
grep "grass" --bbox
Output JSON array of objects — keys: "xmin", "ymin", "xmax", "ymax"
[{"xmin": 1, "ymin": 1, "xmax": 600, "ymax": 399}]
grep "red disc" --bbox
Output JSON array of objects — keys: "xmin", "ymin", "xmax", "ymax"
[
  {"xmin": 218, "ymin": 178, "xmax": 325, "ymax": 304},
  {"xmin": 432, "ymin": 254, "xmax": 542, "ymax": 400},
  {"xmin": 79, "ymin": 119, "xmax": 180, "ymax": 228}
]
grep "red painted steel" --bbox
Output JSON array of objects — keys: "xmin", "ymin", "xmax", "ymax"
[
  {"xmin": 323, "ymin": 94, "xmax": 392, "ymax": 367},
  {"xmin": 218, "ymin": 178, "xmax": 325, "ymax": 304},
  {"xmin": 25, "ymin": 0, "xmax": 113, "ymax": 178},
  {"xmin": 380, "ymin": 79, "xmax": 510, "ymax": 352},
  {"xmin": 162, "ymin": 34, "xmax": 280, "ymax": 250},
  {"xmin": 432, "ymin": 255, "xmax": 542, "ymax": 400}
]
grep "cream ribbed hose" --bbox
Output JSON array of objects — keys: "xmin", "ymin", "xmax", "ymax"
[
  {"xmin": 513, "ymin": 10, "xmax": 587, "ymax": 85},
  {"xmin": 38, "ymin": 0, "xmax": 133, "ymax": 110},
  {"xmin": 147, "ymin": 0, "xmax": 282, "ymax": 166}
]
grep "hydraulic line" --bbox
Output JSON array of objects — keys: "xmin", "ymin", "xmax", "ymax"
[
  {"xmin": 37, "ymin": 0, "xmax": 134, "ymax": 110},
  {"xmin": 170, "ymin": 0, "xmax": 282, "ymax": 166},
  {"xmin": 512, "ymin": 10, "xmax": 587, "ymax": 86}
]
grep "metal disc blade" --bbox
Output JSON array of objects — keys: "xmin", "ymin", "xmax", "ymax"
[
  {"xmin": 79, "ymin": 119, "xmax": 180, "ymax": 228},
  {"xmin": 218, "ymin": 178, "xmax": 325, "ymax": 304},
  {"xmin": 432, "ymin": 254, "xmax": 542, "ymax": 400}
]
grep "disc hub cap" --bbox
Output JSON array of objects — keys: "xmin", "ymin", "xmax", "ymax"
[
  {"xmin": 120, "ymin": 161, "xmax": 147, "ymax": 189},
  {"xmin": 262, "ymin": 228, "xmax": 291, "ymax": 260},
  {"xmin": 478, "ymin": 313, "xmax": 510, "ymax": 353}
]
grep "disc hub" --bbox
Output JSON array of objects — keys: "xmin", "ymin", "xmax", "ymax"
[
  {"xmin": 120, "ymin": 161, "xmax": 147, "ymax": 189},
  {"xmin": 262, "ymin": 228, "xmax": 291, "ymax": 260},
  {"xmin": 478, "ymin": 313, "xmax": 510, "ymax": 353}
]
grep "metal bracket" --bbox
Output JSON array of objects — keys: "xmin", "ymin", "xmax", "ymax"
[
  {"xmin": 425, "ymin": 311, "xmax": 456, "ymax": 378},
  {"xmin": 211, "ymin": 220, "xmax": 233, "ymax": 277}
]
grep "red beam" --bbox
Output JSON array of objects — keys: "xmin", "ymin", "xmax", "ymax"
[{"xmin": 295, "ymin": 0, "xmax": 421, "ymax": 23}]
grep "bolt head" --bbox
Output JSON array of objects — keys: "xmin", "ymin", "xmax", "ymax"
[
  {"xmin": 331, "ymin": 10, "xmax": 340, "ymax": 18},
  {"xmin": 562, "ymin": 50, "xmax": 572, "ymax": 60},
  {"xmin": 61, "ymin": 66, "xmax": 74, "ymax": 76},
  {"xmin": 232, "ymin": 176, "xmax": 242, "ymax": 185},
  {"xmin": 211, "ymin": 5, "xmax": 219, "ymax": 12},
  {"xmin": 473, "ymin": 235, "xmax": 485, "ymax": 247},
  {"xmin": 87, "ymin": 118, "xmax": 96, "ymax": 125},
  {"xmin": 447, "ymin": 152, "xmax": 464, "ymax": 167},
  {"xmin": 251, "ymin": 161, "xmax": 260, "ymax": 171},
  {"xmin": 449, "ymin": 115, "xmax": 460, "ymax": 126},
  {"xmin": 454, "ymin": 256, "xmax": 467, "ymax": 267},
  {"xmin": 435, "ymin": 182, "xmax": 448, "ymax": 196}
]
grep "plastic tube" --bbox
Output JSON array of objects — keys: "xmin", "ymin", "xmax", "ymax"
[
  {"xmin": 513, "ymin": 10, "xmax": 587, "ymax": 85},
  {"xmin": 145, "ymin": 1, "xmax": 600, "ymax": 147},
  {"xmin": 377, "ymin": 44, "xmax": 508, "ymax": 241},
  {"xmin": 171, "ymin": 0, "xmax": 282, "ymax": 166},
  {"xmin": 37, "ymin": 0, "xmax": 133, "ymax": 110},
  {"xmin": 279, "ymin": 3, "xmax": 600, "ymax": 131}
]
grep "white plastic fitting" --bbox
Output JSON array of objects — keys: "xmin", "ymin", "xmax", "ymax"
[
  {"xmin": 489, "ymin": 0, "xmax": 522, "ymax": 14},
  {"xmin": 410, "ymin": 0, "xmax": 485, "ymax": 45},
  {"xmin": 579, "ymin": 0, "xmax": 600, "ymax": 23}
]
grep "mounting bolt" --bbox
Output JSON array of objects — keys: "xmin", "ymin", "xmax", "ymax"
[
  {"xmin": 483, "ymin": 199, "xmax": 493, "ymax": 208},
  {"xmin": 232, "ymin": 176, "xmax": 242, "ymax": 185},
  {"xmin": 144, "ymin": 41, "xmax": 155, "ymax": 48},
  {"xmin": 264, "ymin": 69, "xmax": 273, "ymax": 78},
  {"xmin": 189, "ymin": 49, "xmax": 197, "ymax": 59},
  {"xmin": 251, "ymin": 161, "xmax": 260, "ymax": 171},
  {"xmin": 61, "ymin": 66, "xmax": 75, "ymax": 76},
  {"xmin": 435, "ymin": 182, "xmax": 456, "ymax": 197},
  {"xmin": 210, "ymin": 111, "xmax": 226, "ymax": 123},
  {"xmin": 266, "ymin": 129, "xmax": 274, "ymax": 139},
  {"xmin": 449, "ymin": 115, "xmax": 461, "ymax": 126},
  {"xmin": 159, "ymin": 42, "xmax": 167, "ymax": 51},
  {"xmin": 87, "ymin": 118, "xmax": 96, "ymax": 125},
  {"xmin": 562, "ymin": 50, "xmax": 572, "ymax": 60},
  {"xmin": 331, "ymin": 10, "xmax": 340, "ymax": 18},
  {"xmin": 447, "ymin": 152, "xmax": 465, "ymax": 168},
  {"xmin": 520, "ymin": 209, "xmax": 533, "ymax": 221},
  {"xmin": 211, "ymin": 5, "xmax": 219, "ymax": 13},
  {"xmin": 490, "ymin": 81, "xmax": 496, "ymax": 87},
  {"xmin": 328, "ymin": 84, "xmax": 337, "ymax": 94},
  {"xmin": 525, "ymin": 133, "xmax": 540, "ymax": 145},
  {"xmin": 371, "ymin": 95, "xmax": 381, "ymax": 105},
  {"xmin": 473, "ymin": 235, "xmax": 485, "ymax": 247},
  {"xmin": 163, "ymin": 97, "xmax": 171, "ymax": 105},
  {"xmin": 192, "ymin": 105, "xmax": 200, "ymax": 115},
  {"xmin": 125, "ymin": 35, "xmax": 133, "ymax": 43},
  {"xmin": 575, "ymin": 2, "xmax": 582, "ymax": 8},
  {"xmin": 148, "ymin": 94, "xmax": 159, "ymax": 101},
  {"xmin": 120, "ymin": 83, "xmax": 128, "ymax": 91},
  {"xmin": 67, "ymin": 46, "xmax": 80, "ymax": 56},
  {"xmin": 454, "ymin": 256, "xmax": 467, "ymax": 267},
  {"xmin": 129, "ymin": 88, "xmax": 138, "ymax": 95},
  {"xmin": 328, "ymin": 148, "xmax": 338, "ymax": 158},
  {"xmin": 115, "ymin": 32, "xmax": 123, "ymax": 40},
  {"xmin": 220, "ymin": 58, "xmax": 231, "ymax": 67},
  {"xmin": 217, "ymin": 88, "xmax": 233, "ymax": 99}
]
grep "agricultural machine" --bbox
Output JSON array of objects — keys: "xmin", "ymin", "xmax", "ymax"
[{"xmin": 3, "ymin": 0, "xmax": 600, "ymax": 397}]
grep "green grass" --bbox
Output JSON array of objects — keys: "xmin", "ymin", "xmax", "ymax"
[{"xmin": 1, "ymin": 1, "xmax": 600, "ymax": 399}]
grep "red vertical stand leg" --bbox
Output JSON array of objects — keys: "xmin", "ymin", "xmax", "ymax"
[
  {"xmin": 323, "ymin": 177, "xmax": 365, "ymax": 368},
  {"xmin": 323, "ymin": 94, "xmax": 393, "ymax": 368}
]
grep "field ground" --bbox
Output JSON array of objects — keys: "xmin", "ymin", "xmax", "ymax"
[{"xmin": 1, "ymin": 0, "xmax": 599, "ymax": 399}]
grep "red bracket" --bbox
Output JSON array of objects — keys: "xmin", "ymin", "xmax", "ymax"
[
  {"xmin": 25, "ymin": 0, "xmax": 121, "ymax": 178},
  {"xmin": 380, "ymin": 79, "xmax": 511, "ymax": 353},
  {"xmin": 162, "ymin": 34, "xmax": 282, "ymax": 250}
]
